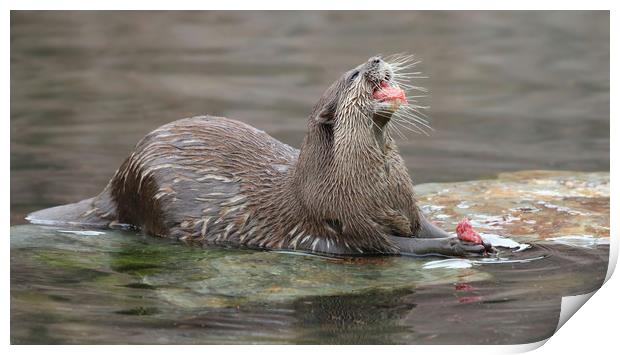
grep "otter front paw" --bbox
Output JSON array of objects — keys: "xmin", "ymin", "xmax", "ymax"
[{"xmin": 448, "ymin": 237, "xmax": 494, "ymax": 257}]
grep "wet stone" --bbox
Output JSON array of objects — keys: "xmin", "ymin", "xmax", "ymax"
[{"xmin": 416, "ymin": 170, "xmax": 609, "ymax": 244}]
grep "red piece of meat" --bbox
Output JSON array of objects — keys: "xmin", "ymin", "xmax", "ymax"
[
  {"xmin": 372, "ymin": 80, "xmax": 408, "ymax": 104},
  {"xmin": 456, "ymin": 219, "xmax": 483, "ymax": 244}
]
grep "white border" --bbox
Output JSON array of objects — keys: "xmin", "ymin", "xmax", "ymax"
[
  {"xmin": 1, "ymin": 0, "xmax": 618, "ymax": 10},
  {"xmin": 4, "ymin": 1, "xmax": 616, "ymax": 354}
]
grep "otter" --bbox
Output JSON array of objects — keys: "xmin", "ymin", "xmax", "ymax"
[{"xmin": 27, "ymin": 56, "xmax": 491, "ymax": 257}]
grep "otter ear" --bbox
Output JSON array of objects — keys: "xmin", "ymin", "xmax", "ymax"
[{"xmin": 315, "ymin": 101, "xmax": 336, "ymax": 125}]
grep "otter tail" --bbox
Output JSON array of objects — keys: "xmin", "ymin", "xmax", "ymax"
[{"xmin": 26, "ymin": 187, "xmax": 117, "ymax": 228}]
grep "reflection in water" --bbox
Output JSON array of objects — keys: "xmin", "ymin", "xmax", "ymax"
[
  {"xmin": 10, "ymin": 11, "xmax": 609, "ymax": 224},
  {"xmin": 10, "ymin": 224, "xmax": 608, "ymax": 344},
  {"xmin": 292, "ymin": 289, "xmax": 416, "ymax": 344}
]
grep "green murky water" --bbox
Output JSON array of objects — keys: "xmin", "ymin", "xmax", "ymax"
[{"xmin": 11, "ymin": 223, "xmax": 607, "ymax": 344}]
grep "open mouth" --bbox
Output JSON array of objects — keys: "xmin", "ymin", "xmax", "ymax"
[{"xmin": 372, "ymin": 80, "xmax": 408, "ymax": 105}]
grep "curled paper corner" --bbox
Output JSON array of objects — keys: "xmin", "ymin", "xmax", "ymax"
[
  {"xmin": 605, "ymin": 231, "xmax": 618, "ymax": 283},
  {"xmin": 495, "ymin": 339, "xmax": 549, "ymax": 353},
  {"xmin": 556, "ymin": 291, "xmax": 596, "ymax": 332},
  {"xmin": 519, "ymin": 339, "xmax": 549, "ymax": 353}
]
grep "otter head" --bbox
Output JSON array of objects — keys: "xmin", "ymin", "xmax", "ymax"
[
  {"xmin": 310, "ymin": 56, "xmax": 408, "ymax": 135},
  {"xmin": 294, "ymin": 55, "xmax": 423, "ymax": 226}
]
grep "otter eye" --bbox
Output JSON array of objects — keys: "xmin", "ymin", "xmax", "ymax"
[{"xmin": 349, "ymin": 70, "xmax": 360, "ymax": 82}]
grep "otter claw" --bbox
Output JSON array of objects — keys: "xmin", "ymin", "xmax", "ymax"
[
  {"xmin": 482, "ymin": 240, "xmax": 495, "ymax": 253},
  {"xmin": 459, "ymin": 239, "xmax": 495, "ymax": 257},
  {"xmin": 461, "ymin": 242, "xmax": 485, "ymax": 254}
]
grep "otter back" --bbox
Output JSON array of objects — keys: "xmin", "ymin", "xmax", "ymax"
[{"xmin": 29, "ymin": 115, "xmax": 300, "ymax": 244}]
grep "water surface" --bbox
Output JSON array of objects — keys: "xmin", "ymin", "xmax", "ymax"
[{"xmin": 10, "ymin": 224, "xmax": 608, "ymax": 345}]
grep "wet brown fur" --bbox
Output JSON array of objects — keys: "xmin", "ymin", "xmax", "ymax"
[{"xmin": 28, "ymin": 57, "xmax": 429, "ymax": 256}]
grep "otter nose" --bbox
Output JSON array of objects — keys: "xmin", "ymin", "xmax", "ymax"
[{"xmin": 369, "ymin": 56, "xmax": 383, "ymax": 66}]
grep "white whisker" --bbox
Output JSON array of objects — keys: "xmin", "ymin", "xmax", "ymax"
[
  {"xmin": 393, "ymin": 117, "xmax": 429, "ymax": 136},
  {"xmin": 396, "ymin": 113, "xmax": 434, "ymax": 133}
]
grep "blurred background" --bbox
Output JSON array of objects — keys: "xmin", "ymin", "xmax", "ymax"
[{"xmin": 10, "ymin": 11, "xmax": 609, "ymax": 224}]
